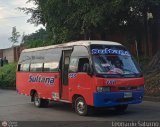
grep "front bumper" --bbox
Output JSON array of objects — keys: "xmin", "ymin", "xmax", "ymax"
[{"xmin": 93, "ymin": 90, "xmax": 144, "ymax": 107}]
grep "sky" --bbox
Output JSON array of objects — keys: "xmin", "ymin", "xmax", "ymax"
[{"xmin": 0, "ymin": 0, "xmax": 43, "ymax": 49}]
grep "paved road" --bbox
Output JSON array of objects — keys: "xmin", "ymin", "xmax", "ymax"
[{"xmin": 0, "ymin": 89, "xmax": 160, "ymax": 126}]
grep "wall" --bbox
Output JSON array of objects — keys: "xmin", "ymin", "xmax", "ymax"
[
  {"xmin": 0, "ymin": 46, "xmax": 24, "ymax": 63},
  {"xmin": 0, "ymin": 50, "xmax": 3, "ymax": 58},
  {"xmin": 3, "ymin": 48, "xmax": 14, "ymax": 63}
]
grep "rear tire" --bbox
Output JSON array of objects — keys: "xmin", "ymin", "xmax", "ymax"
[{"xmin": 33, "ymin": 92, "xmax": 49, "ymax": 107}]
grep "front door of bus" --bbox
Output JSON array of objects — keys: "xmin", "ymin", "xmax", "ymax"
[{"xmin": 61, "ymin": 50, "xmax": 72, "ymax": 100}]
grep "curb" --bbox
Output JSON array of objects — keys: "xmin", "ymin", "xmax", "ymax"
[{"xmin": 144, "ymin": 96, "xmax": 160, "ymax": 102}]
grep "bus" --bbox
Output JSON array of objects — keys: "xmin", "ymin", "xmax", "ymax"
[{"xmin": 16, "ymin": 40, "xmax": 144, "ymax": 116}]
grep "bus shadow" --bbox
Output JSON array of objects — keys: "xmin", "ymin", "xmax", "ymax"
[
  {"xmin": 47, "ymin": 102, "xmax": 135, "ymax": 117},
  {"xmin": 48, "ymin": 102, "xmax": 73, "ymax": 112},
  {"xmin": 91, "ymin": 108, "xmax": 134, "ymax": 117}
]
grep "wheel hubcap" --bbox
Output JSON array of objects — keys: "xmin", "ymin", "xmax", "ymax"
[{"xmin": 77, "ymin": 101, "xmax": 85, "ymax": 114}]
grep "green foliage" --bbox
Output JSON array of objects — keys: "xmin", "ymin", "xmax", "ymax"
[
  {"xmin": 22, "ymin": 28, "xmax": 52, "ymax": 48},
  {"xmin": 23, "ymin": 28, "xmax": 48, "ymax": 42},
  {"xmin": 20, "ymin": 0, "xmax": 160, "ymax": 44},
  {"xmin": 24, "ymin": 40, "xmax": 52, "ymax": 48},
  {"xmin": 0, "ymin": 64, "xmax": 16, "ymax": 89}
]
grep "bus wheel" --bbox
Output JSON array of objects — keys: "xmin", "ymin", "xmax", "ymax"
[
  {"xmin": 115, "ymin": 104, "xmax": 128, "ymax": 112},
  {"xmin": 34, "ymin": 92, "xmax": 49, "ymax": 107},
  {"xmin": 75, "ymin": 97, "xmax": 88, "ymax": 116}
]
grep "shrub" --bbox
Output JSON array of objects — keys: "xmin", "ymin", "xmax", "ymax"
[{"xmin": 0, "ymin": 63, "xmax": 16, "ymax": 89}]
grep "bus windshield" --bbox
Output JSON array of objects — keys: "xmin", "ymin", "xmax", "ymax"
[{"xmin": 90, "ymin": 45, "xmax": 142, "ymax": 78}]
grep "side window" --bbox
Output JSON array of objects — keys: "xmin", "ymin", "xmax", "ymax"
[
  {"xmin": 78, "ymin": 58, "xmax": 89, "ymax": 72},
  {"xmin": 30, "ymin": 63, "xmax": 43, "ymax": 72},
  {"xmin": 19, "ymin": 64, "xmax": 30, "ymax": 72},
  {"xmin": 69, "ymin": 58, "xmax": 78, "ymax": 72},
  {"xmin": 71, "ymin": 46, "xmax": 89, "ymax": 57},
  {"xmin": 44, "ymin": 62, "xmax": 59, "ymax": 72}
]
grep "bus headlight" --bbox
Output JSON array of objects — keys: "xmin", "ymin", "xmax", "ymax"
[{"xmin": 97, "ymin": 86, "xmax": 110, "ymax": 92}]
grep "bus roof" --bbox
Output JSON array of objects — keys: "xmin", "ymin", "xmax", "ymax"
[{"xmin": 22, "ymin": 40, "xmax": 122, "ymax": 53}]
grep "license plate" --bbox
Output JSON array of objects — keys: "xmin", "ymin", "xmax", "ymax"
[{"xmin": 124, "ymin": 92, "xmax": 132, "ymax": 98}]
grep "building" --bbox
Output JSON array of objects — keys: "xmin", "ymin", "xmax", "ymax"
[{"xmin": 0, "ymin": 46, "xmax": 24, "ymax": 63}]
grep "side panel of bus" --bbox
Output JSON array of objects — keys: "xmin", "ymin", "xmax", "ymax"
[
  {"xmin": 16, "ymin": 48, "xmax": 62, "ymax": 100},
  {"xmin": 68, "ymin": 73, "xmax": 94, "ymax": 106},
  {"xmin": 16, "ymin": 72, "xmax": 60, "ymax": 100}
]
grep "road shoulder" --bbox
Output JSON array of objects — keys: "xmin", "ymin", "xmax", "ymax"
[{"xmin": 144, "ymin": 96, "xmax": 160, "ymax": 102}]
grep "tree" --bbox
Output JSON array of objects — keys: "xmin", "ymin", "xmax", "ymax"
[
  {"xmin": 20, "ymin": 0, "xmax": 160, "ymax": 56},
  {"xmin": 21, "ymin": 32, "xmax": 25, "ymax": 44},
  {"xmin": 19, "ymin": 0, "xmax": 159, "ymax": 41},
  {"xmin": 22, "ymin": 28, "xmax": 50, "ymax": 48},
  {"xmin": 9, "ymin": 26, "xmax": 21, "ymax": 46}
]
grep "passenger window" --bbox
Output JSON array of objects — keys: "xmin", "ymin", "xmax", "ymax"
[
  {"xmin": 30, "ymin": 63, "xmax": 43, "ymax": 72},
  {"xmin": 44, "ymin": 62, "xmax": 59, "ymax": 72},
  {"xmin": 69, "ymin": 58, "xmax": 78, "ymax": 72},
  {"xmin": 20, "ymin": 64, "xmax": 30, "ymax": 72},
  {"xmin": 78, "ymin": 58, "xmax": 89, "ymax": 72}
]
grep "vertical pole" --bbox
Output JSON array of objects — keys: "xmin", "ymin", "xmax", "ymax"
[
  {"xmin": 135, "ymin": 40, "xmax": 140, "ymax": 64},
  {"xmin": 144, "ymin": 0, "xmax": 149, "ymax": 57},
  {"xmin": 145, "ymin": 10, "xmax": 149, "ymax": 57}
]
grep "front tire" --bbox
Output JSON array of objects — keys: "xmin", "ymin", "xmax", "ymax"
[
  {"xmin": 75, "ymin": 97, "xmax": 88, "ymax": 116},
  {"xmin": 34, "ymin": 92, "xmax": 49, "ymax": 107}
]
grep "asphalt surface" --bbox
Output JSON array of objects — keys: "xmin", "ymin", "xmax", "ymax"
[{"xmin": 0, "ymin": 89, "xmax": 160, "ymax": 127}]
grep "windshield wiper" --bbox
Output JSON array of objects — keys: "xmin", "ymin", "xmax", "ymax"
[
  {"xmin": 123, "ymin": 73, "xmax": 143, "ymax": 78},
  {"xmin": 123, "ymin": 68, "xmax": 138, "ymax": 75},
  {"xmin": 96, "ymin": 74, "xmax": 124, "ymax": 78}
]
